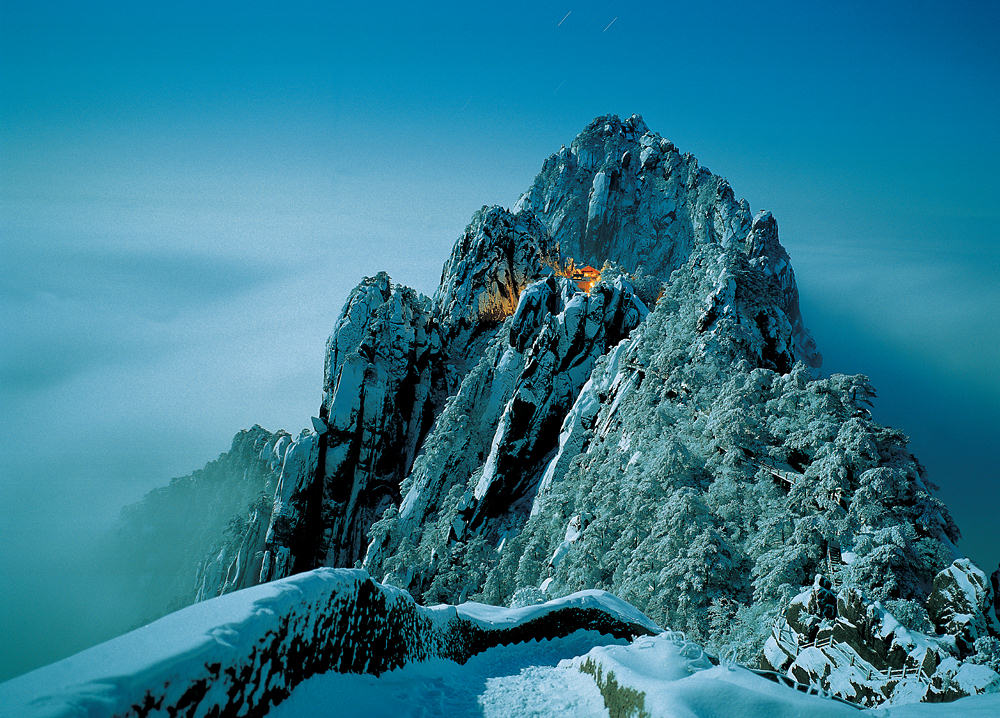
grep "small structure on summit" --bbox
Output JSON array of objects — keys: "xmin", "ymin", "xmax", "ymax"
[
  {"xmin": 571, "ymin": 264, "xmax": 601, "ymax": 292},
  {"xmin": 560, "ymin": 258, "xmax": 601, "ymax": 292},
  {"xmin": 544, "ymin": 257, "xmax": 603, "ymax": 293}
]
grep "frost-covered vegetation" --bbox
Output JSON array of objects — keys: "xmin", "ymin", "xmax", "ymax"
[{"xmin": 368, "ymin": 241, "xmax": 961, "ymax": 665}]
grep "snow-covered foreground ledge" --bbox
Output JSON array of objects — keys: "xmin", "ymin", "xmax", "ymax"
[
  {"xmin": 567, "ymin": 633, "xmax": 1000, "ymax": 718},
  {"xmin": 0, "ymin": 568, "xmax": 658, "ymax": 718},
  {"xmin": 269, "ymin": 628, "xmax": 1000, "ymax": 717}
]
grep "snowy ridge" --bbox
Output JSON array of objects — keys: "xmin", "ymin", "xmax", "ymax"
[{"xmin": 0, "ymin": 569, "xmax": 656, "ymax": 718}]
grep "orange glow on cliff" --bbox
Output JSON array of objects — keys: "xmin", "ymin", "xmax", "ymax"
[
  {"xmin": 550, "ymin": 258, "xmax": 602, "ymax": 293},
  {"xmin": 570, "ymin": 265, "xmax": 601, "ymax": 292}
]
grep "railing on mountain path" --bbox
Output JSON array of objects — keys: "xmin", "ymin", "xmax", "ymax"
[
  {"xmin": 825, "ymin": 549, "xmax": 850, "ymax": 590},
  {"xmin": 742, "ymin": 456, "xmax": 799, "ymax": 487},
  {"xmin": 771, "ymin": 626, "xmax": 932, "ymax": 685},
  {"xmin": 748, "ymin": 669, "xmax": 866, "ymax": 710},
  {"xmin": 730, "ymin": 449, "xmax": 852, "ymax": 511},
  {"xmin": 799, "ymin": 635, "xmax": 835, "ymax": 651}
]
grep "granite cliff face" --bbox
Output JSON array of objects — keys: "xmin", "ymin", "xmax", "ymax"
[
  {"xmin": 514, "ymin": 114, "xmax": 819, "ymax": 367},
  {"xmin": 114, "ymin": 115, "xmax": 997, "ymax": 705}
]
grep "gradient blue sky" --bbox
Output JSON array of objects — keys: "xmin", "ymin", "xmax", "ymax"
[{"xmin": 1, "ymin": 0, "xmax": 998, "ymax": 676}]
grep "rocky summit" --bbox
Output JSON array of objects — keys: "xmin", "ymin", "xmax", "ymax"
[{"xmin": 112, "ymin": 114, "xmax": 999, "ymax": 707}]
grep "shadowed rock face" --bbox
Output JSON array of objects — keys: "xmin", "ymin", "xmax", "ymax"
[
  {"xmin": 360, "ymin": 273, "xmax": 649, "ymax": 598},
  {"xmin": 992, "ymin": 568, "xmax": 1000, "ymax": 621},
  {"xmin": 314, "ymin": 276, "xmax": 444, "ymax": 569},
  {"xmin": 257, "ymin": 208, "xmax": 563, "ymax": 578},
  {"xmin": 247, "ymin": 274, "xmax": 446, "ymax": 583},
  {"xmin": 462, "ymin": 276, "xmax": 647, "ymax": 535}
]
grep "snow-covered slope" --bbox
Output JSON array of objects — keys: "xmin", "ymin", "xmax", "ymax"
[
  {"xmin": 564, "ymin": 632, "xmax": 1000, "ymax": 718},
  {"xmin": 0, "ymin": 569, "xmax": 655, "ymax": 718},
  {"xmin": 3, "ymin": 569, "xmax": 996, "ymax": 718},
  {"xmin": 762, "ymin": 567, "xmax": 1000, "ymax": 706},
  {"xmin": 270, "ymin": 632, "xmax": 1000, "ymax": 717},
  {"xmin": 106, "ymin": 114, "xmax": 999, "ymax": 707}
]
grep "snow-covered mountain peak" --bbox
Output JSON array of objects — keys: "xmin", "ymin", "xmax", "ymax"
[
  {"xmin": 515, "ymin": 113, "xmax": 819, "ymax": 367},
  {"xmin": 94, "ymin": 115, "xmax": 997, "ymax": 711}
]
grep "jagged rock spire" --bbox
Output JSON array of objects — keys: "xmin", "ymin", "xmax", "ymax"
[{"xmin": 515, "ymin": 113, "xmax": 820, "ymax": 367}]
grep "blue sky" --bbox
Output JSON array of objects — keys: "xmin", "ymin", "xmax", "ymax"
[{"xmin": 1, "ymin": 0, "xmax": 998, "ymax": 676}]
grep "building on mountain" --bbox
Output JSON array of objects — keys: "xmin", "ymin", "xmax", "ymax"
[{"xmin": 570, "ymin": 265, "xmax": 601, "ymax": 292}]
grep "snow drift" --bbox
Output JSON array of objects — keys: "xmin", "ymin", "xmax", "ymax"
[{"xmin": 0, "ymin": 569, "xmax": 656, "ymax": 718}]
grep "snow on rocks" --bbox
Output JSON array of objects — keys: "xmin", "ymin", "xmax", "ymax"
[
  {"xmin": 273, "ymin": 629, "xmax": 1000, "ymax": 717},
  {"xmin": 103, "ymin": 115, "xmax": 993, "ymax": 713},
  {"xmin": 928, "ymin": 559, "xmax": 1000, "ymax": 654},
  {"xmin": 548, "ymin": 514, "xmax": 590, "ymax": 570},
  {"xmin": 572, "ymin": 632, "xmax": 861, "ymax": 718},
  {"xmin": 762, "ymin": 572, "xmax": 1000, "ymax": 706},
  {"xmin": 586, "ymin": 170, "xmax": 612, "ymax": 228},
  {"xmin": 0, "ymin": 570, "xmax": 656, "ymax": 718},
  {"xmin": 744, "ymin": 210, "xmax": 819, "ymax": 364},
  {"xmin": 201, "ymin": 269, "xmax": 454, "ymax": 598},
  {"xmin": 434, "ymin": 205, "xmax": 558, "ymax": 356},
  {"xmin": 465, "ymin": 276, "xmax": 647, "ymax": 533},
  {"xmin": 514, "ymin": 113, "xmax": 819, "ymax": 368},
  {"xmin": 259, "ymin": 207, "xmax": 560, "ymax": 589},
  {"xmin": 258, "ymin": 429, "xmax": 321, "ymax": 581},
  {"xmin": 364, "ymin": 273, "xmax": 649, "ymax": 594},
  {"xmin": 266, "ymin": 274, "xmax": 447, "ymax": 576},
  {"xmin": 135, "ymin": 114, "xmax": 820, "ymax": 613}
]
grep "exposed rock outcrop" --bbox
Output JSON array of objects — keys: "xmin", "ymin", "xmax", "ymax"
[
  {"xmin": 434, "ymin": 206, "xmax": 559, "ymax": 360},
  {"xmin": 992, "ymin": 567, "xmax": 1000, "ymax": 622},
  {"xmin": 464, "ymin": 276, "xmax": 647, "ymax": 534},
  {"xmin": 927, "ymin": 559, "xmax": 1000, "ymax": 655},
  {"xmin": 762, "ymin": 569, "xmax": 1000, "ymax": 706},
  {"xmin": 363, "ymin": 274, "xmax": 648, "ymax": 596},
  {"xmin": 514, "ymin": 113, "xmax": 820, "ymax": 368}
]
